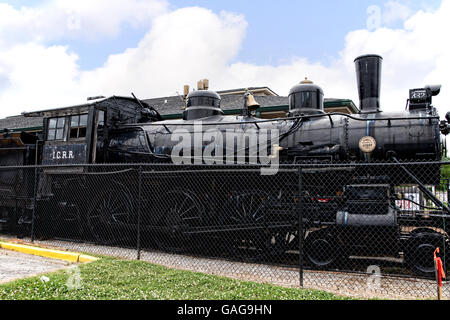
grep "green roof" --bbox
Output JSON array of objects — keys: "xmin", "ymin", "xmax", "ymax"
[{"xmin": 160, "ymin": 100, "xmax": 358, "ymax": 120}]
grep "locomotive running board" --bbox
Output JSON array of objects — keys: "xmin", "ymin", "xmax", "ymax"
[{"xmin": 392, "ymin": 157, "xmax": 450, "ymax": 214}]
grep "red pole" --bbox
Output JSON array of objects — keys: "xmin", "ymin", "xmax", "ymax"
[{"xmin": 434, "ymin": 248, "xmax": 446, "ymax": 300}]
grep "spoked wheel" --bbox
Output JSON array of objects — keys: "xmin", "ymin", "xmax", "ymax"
[
  {"xmin": 305, "ymin": 230, "xmax": 340, "ymax": 269},
  {"xmin": 222, "ymin": 191, "xmax": 271, "ymax": 261},
  {"xmin": 153, "ymin": 190, "xmax": 204, "ymax": 253},
  {"xmin": 87, "ymin": 187, "xmax": 133, "ymax": 245}
]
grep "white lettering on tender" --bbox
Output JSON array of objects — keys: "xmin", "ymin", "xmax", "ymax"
[{"xmin": 51, "ymin": 149, "xmax": 76, "ymax": 160}]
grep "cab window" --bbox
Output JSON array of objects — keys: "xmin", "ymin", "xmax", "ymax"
[
  {"xmin": 47, "ymin": 117, "xmax": 66, "ymax": 141},
  {"xmin": 70, "ymin": 114, "xmax": 88, "ymax": 139},
  {"xmin": 97, "ymin": 111, "xmax": 105, "ymax": 129},
  {"xmin": 109, "ymin": 130, "xmax": 149, "ymax": 153}
]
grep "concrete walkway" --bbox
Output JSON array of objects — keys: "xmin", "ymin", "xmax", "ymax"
[{"xmin": 0, "ymin": 248, "xmax": 71, "ymax": 284}]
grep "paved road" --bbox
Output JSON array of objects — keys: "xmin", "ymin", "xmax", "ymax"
[{"xmin": 0, "ymin": 249, "xmax": 71, "ymax": 284}]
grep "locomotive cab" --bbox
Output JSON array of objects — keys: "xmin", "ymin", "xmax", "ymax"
[{"xmin": 23, "ymin": 96, "xmax": 157, "ymax": 166}]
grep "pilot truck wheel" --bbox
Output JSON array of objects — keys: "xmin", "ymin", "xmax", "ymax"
[
  {"xmin": 404, "ymin": 230, "xmax": 447, "ymax": 278},
  {"xmin": 305, "ymin": 230, "xmax": 344, "ymax": 269}
]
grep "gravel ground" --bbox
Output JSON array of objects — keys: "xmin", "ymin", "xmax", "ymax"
[
  {"xmin": 1, "ymin": 235, "xmax": 447, "ymax": 300},
  {"xmin": 0, "ymin": 248, "xmax": 72, "ymax": 284}
]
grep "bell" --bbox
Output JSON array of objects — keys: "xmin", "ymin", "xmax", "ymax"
[{"xmin": 246, "ymin": 93, "xmax": 261, "ymax": 112}]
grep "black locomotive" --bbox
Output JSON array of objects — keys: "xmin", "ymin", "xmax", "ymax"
[{"xmin": 1, "ymin": 54, "xmax": 450, "ymax": 277}]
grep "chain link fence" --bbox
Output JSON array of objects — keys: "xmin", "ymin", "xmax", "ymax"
[{"xmin": 0, "ymin": 161, "xmax": 449, "ymax": 299}]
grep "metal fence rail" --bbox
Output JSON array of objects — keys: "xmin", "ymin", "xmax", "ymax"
[{"xmin": 0, "ymin": 161, "xmax": 449, "ymax": 299}]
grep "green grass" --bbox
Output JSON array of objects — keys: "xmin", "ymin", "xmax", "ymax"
[{"xmin": 0, "ymin": 257, "xmax": 352, "ymax": 300}]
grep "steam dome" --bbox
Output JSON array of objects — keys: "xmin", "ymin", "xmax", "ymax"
[
  {"xmin": 288, "ymin": 78, "xmax": 324, "ymax": 116},
  {"xmin": 183, "ymin": 90, "xmax": 223, "ymax": 120}
]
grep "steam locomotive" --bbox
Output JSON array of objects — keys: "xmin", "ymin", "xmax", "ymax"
[{"xmin": 1, "ymin": 54, "xmax": 449, "ymax": 277}]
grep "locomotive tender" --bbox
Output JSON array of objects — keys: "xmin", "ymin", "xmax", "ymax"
[{"xmin": 1, "ymin": 54, "xmax": 450, "ymax": 277}]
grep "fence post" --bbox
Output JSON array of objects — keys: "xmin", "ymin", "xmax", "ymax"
[
  {"xmin": 136, "ymin": 165, "xmax": 142, "ymax": 260},
  {"xmin": 30, "ymin": 166, "xmax": 38, "ymax": 243},
  {"xmin": 298, "ymin": 166, "xmax": 304, "ymax": 288},
  {"xmin": 445, "ymin": 178, "xmax": 450, "ymax": 270},
  {"xmin": 447, "ymin": 179, "xmax": 449, "ymax": 208}
]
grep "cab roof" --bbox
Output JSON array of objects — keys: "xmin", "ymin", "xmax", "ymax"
[{"xmin": 22, "ymin": 96, "xmax": 144, "ymax": 118}]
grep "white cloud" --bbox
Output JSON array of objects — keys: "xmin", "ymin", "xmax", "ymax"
[
  {"xmin": 77, "ymin": 7, "xmax": 247, "ymax": 99},
  {"xmin": 0, "ymin": 5, "xmax": 248, "ymax": 117},
  {"xmin": 0, "ymin": 42, "xmax": 82, "ymax": 116},
  {"xmin": 0, "ymin": 0, "xmax": 171, "ymax": 117},
  {"xmin": 0, "ymin": 0, "xmax": 449, "ymax": 121},
  {"xmin": 382, "ymin": 1, "xmax": 413, "ymax": 25},
  {"xmin": 0, "ymin": 0, "xmax": 169, "ymax": 46}
]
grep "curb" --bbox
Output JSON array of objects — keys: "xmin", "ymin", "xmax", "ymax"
[{"xmin": 0, "ymin": 241, "xmax": 98, "ymax": 263}]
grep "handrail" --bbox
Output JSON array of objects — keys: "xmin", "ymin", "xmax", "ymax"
[{"xmin": 118, "ymin": 112, "xmax": 441, "ymax": 127}]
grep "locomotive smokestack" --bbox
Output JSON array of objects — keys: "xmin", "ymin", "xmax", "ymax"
[{"xmin": 354, "ymin": 54, "xmax": 383, "ymax": 113}]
